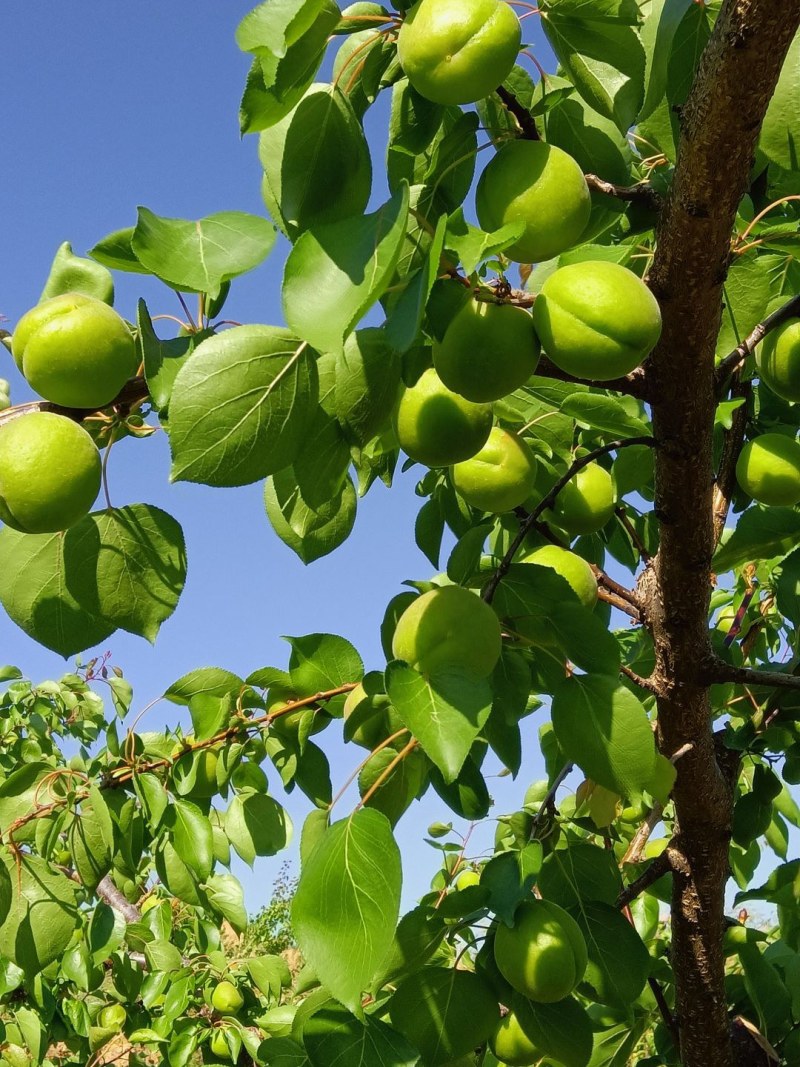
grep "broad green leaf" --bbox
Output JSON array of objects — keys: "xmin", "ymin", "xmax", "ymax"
[
  {"xmin": 517, "ymin": 996, "xmax": 594, "ymax": 1067},
  {"xmin": 665, "ymin": 0, "xmax": 716, "ymax": 117},
  {"xmin": 551, "ymin": 674, "xmax": 658, "ymax": 798},
  {"xmin": 539, "ymin": 843, "xmax": 622, "ymax": 908},
  {"xmin": 236, "ymin": 0, "xmax": 328, "ymax": 54},
  {"xmin": 293, "ymin": 809, "xmax": 401, "ymax": 1012},
  {"xmin": 587, "ymin": 1021, "xmax": 648, "ymax": 1067},
  {"xmin": 292, "ymin": 403, "xmax": 352, "ymax": 509},
  {"xmin": 0, "ymin": 526, "xmax": 115, "ymax": 657},
  {"xmin": 302, "ymin": 1003, "xmax": 419, "ymax": 1067},
  {"xmin": 444, "ymin": 212, "xmax": 526, "ymax": 277},
  {"xmin": 739, "ymin": 944, "xmax": 792, "ymax": 1034},
  {"xmin": 202, "ymin": 874, "xmax": 249, "ymax": 933},
  {"xmin": 430, "ymin": 753, "xmax": 490, "ymax": 819},
  {"xmin": 759, "ymin": 30, "xmax": 800, "ymax": 170},
  {"xmin": 541, "ymin": 14, "xmax": 645, "ymax": 132},
  {"xmin": 714, "ymin": 506, "xmax": 800, "ymax": 573},
  {"xmin": 144, "ymin": 939, "xmax": 183, "ymax": 972},
  {"xmin": 287, "ymin": 633, "xmax": 364, "ymax": 696},
  {"xmin": 265, "ymin": 469, "xmax": 358, "ymax": 563},
  {"xmin": 560, "ymin": 393, "xmax": 650, "ymax": 436},
  {"xmin": 131, "ymin": 208, "xmax": 275, "ymax": 298},
  {"xmin": 0, "ymin": 763, "xmax": 53, "ymax": 844},
  {"xmin": 334, "ymin": 328, "xmax": 402, "ymax": 446},
  {"xmin": 385, "ymin": 662, "xmax": 492, "ymax": 783},
  {"xmin": 387, "ymin": 78, "xmax": 444, "ymax": 160},
  {"xmin": 169, "ymin": 326, "xmax": 318, "ymax": 487},
  {"xmin": 225, "ymin": 793, "xmax": 293, "ymax": 865},
  {"xmin": 541, "ymin": 0, "xmax": 641, "ymax": 21},
  {"xmin": 89, "ymin": 226, "xmax": 149, "ymax": 274},
  {"xmin": 639, "ymin": 0, "xmax": 694, "ymax": 121},
  {"xmin": 389, "ymin": 968, "xmax": 499, "ymax": 1065},
  {"xmin": 359, "ymin": 746, "xmax": 429, "ymax": 826},
  {"xmin": 165, "ymin": 800, "xmax": 214, "ymax": 881},
  {"xmin": 88, "ymin": 902, "xmax": 126, "ymax": 964},
  {"xmin": 0, "ymin": 851, "xmax": 80, "ymax": 974},
  {"xmin": 260, "ymin": 1038, "xmax": 310, "ymax": 1066},
  {"xmin": 136, "ymin": 300, "xmax": 199, "ymax": 412},
  {"xmin": 247, "ymin": 954, "xmax": 291, "ymax": 1000},
  {"xmin": 63, "ymin": 504, "xmax": 186, "ymax": 642},
  {"xmin": 716, "ymin": 253, "xmax": 772, "ymax": 358},
  {"xmin": 259, "ymin": 84, "xmax": 371, "ymax": 240},
  {"xmin": 386, "ymin": 213, "xmax": 446, "ymax": 354},
  {"xmin": 775, "ymin": 545, "xmax": 800, "ymax": 625},
  {"xmin": 69, "ymin": 787, "xmax": 114, "ymax": 889},
  {"xmin": 572, "ymin": 901, "xmax": 650, "ymax": 1006},
  {"xmin": 483, "ymin": 649, "xmax": 532, "ymax": 775},
  {"xmin": 481, "ymin": 845, "xmax": 543, "ymax": 926},
  {"xmin": 155, "ymin": 839, "xmax": 202, "ymax": 906},
  {"xmin": 165, "ymin": 667, "xmax": 245, "ymax": 706},
  {"xmin": 40, "ymin": 241, "xmax": 114, "ymax": 304},
  {"xmin": 331, "ymin": 29, "xmax": 396, "ymax": 120},
  {"xmin": 283, "ymin": 184, "xmax": 410, "ymax": 355}
]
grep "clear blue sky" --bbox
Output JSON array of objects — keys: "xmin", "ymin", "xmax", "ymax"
[{"xmin": 3, "ymin": 4, "xmax": 559, "ymax": 909}]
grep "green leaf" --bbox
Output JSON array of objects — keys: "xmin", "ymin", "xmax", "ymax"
[
  {"xmin": 385, "ymin": 662, "xmax": 492, "ymax": 783},
  {"xmin": 225, "ymin": 793, "xmax": 293, "ymax": 865},
  {"xmin": 287, "ymin": 633, "xmax": 364, "ymax": 696},
  {"xmin": 572, "ymin": 901, "xmax": 650, "ymax": 1006},
  {"xmin": 69, "ymin": 787, "xmax": 114, "ymax": 889},
  {"xmin": 429, "ymin": 753, "xmax": 491, "ymax": 819},
  {"xmin": 0, "ymin": 526, "xmax": 116, "ymax": 657},
  {"xmin": 334, "ymin": 328, "xmax": 402, "ymax": 446},
  {"xmin": 716, "ymin": 253, "xmax": 772, "ymax": 358},
  {"xmin": 155, "ymin": 839, "xmax": 202, "ymax": 906},
  {"xmin": 481, "ymin": 845, "xmax": 543, "ymax": 926},
  {"xmin": 292, "ymin": 404, "xmax": 352, "ymax": 509},
  {"xmin": 517, "ymin": 996, "xmax": 594, "ymax": 1067},
  {"xmin": 359, "ymin": 746, "xmax": 429, "ymax": 826},
  {"xmin": 136, "ymin": 299, "xmax": 199, "ymax": 412},
  {"xmin": 131, "ymin": 208, "xmax": 275, "ymax": 298},
  {"xmin": 63, "ymin": 504, "xmax": 186, "ymax": 642},
  {"xmin": 386, "ymin": 214, "xmax": 446, "ymax": 354},
  {"xmin": 40, "ymin": 241, "xmax": 114, "ymax": 304},
  {"xmin": 165, "ymin": 667, "xmax": 245, "ymax": 706},
  {"xmin": 444, "ymin": 212, "xmax": 526, "ymax": 277},
  {"xmin": 144, "ymin": 939, "xmax": 183, "ymax": 972},
  {"xmin": 541, "ymin": 13, "xmax": 645, "ymax": 132},
  {"xmin": 387, "ymin": 78, "xmax": 444, "ymax": 160},
  {"xmin": 302, "ymin": 1003, "xmax": 419, "ymax": 1067},
  {"xmin": 168, "ymin": 326, "xmax": 318, "ymax": 487},
  {"xmin": 293, "ymin": 809, "xmax": 401, "ymax": 1012},
  {"xmin": 247, "ymin": 954, "xmax": 291, "ymax": 1000},
  {"xmin": 541, "ymin": 0, "xmax": 641, "ymax": 21},
  {"xmin": 538, "ymin": 79, "xmax": 632, "ymax": 185},
  {"xmin": 560, "ymin": 393, "xmax": 650, "ymax": 437},
  {"xmin": 0, "ymin": 852, "xmax": 80, "ymax": 974},
  {"xmin": 739, "ymin": 944, "xmax": 792, "ymax": 1035},
  {"xmin": 551, "ymin": 674, "xmax": 658, "ymax": 798},
  {"xmin": 259, "ymin": 84, "xmax": 372, "ymax": 240},
  {"xmin": 714, "ymin": 506, "xmax": 800, "ymax": 573},
  {"xmin": 265, "ymin": 469, "xmax": 358, "ymax": 563},
  {"xmin": 759, "ymin": 30, "xmax": 800, "ymax": 170},
  {"xmin": 0, "ymin": 764, "xmax": 53, "ymax": 844},
  {"xmin": 165, "ymin": 800, "xmax": 214, "ymax": 881},
  {"xmin": 283, "ymin": 184, "xmax": 410, "ymax": 355},
  {"xmin": 88, "ymin": 902, "xmax": 126, "ymax": 964},
  {"xmin": 202, "ymin": 874, "xmax": 249, "ymax": 933},
  {"xmin": 389, "ymin": 968, "xmax": 499, "ymax": 1064},
  {"xmin": 639, "ymin": 0, "xmax": 694, "ymax": 121},
  {"xmin": 89, "ymin": 225, "xmax": 150, "ymax": 273},
  {"xmin": 539, "ymin": 843, "xmax": 622, "ymax": 908}
]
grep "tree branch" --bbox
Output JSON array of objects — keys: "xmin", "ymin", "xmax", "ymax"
[
  {"xmin": 96, "ymin": 874, "xmax": 142, "ymax": 924},
  {"xmin": 585, "ymin": 173, "xmax": 663, "ymax": 212},
  {"xmin": 715, "ymin": 293, "xmax": 800, "ymax": 391},
  {"xmin": 483, "ymin": 437, "xmax": 655, "ymax": 604},
  {"xmin": 705, "ymin": 657, "xmax": 800, "ymax": 692},
  {"xmin": 616, "ymin": 850, "xmax": 672, "ymax": 909},
  {"xmin": 535, "ymin": 355, "xmax": 651, "ymax": 401},
  {"xmin": 496, "ymin": 85, "xmax": 539, "ymax": 140},
  {"xmin": 0, "ymin": 375, "xmax": 150, "ymax": 427}
]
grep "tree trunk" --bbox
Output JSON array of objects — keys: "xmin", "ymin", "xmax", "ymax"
[{"xmin": 639, "ymin": 2, "xmax": 800, "ymax": 1064}]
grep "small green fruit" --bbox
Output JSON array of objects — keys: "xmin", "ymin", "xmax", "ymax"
[
  {"xmin": 552, "ymin": 461, "xmax": 615, "ymax": 536},
  {"xmin": 173, "ymin": 741, "xmax": 220, "ymax": 798},
  {"xmin": 455, "ymin": 868, "xmax": 481, "ymax": 890},
  {"xmin": 489, "ymin": 1006, "xmax": 542, "ymax": 1066},
  {"xmin": 450, "ymin": 427, "xmax": 538, "ymax": 513},
  {"xmin": 522, "ymin": 545, "xmax": 597, "ymax": 609},
  {"xmin": 98, "ymin": 1004, "xmax": 127, "ymax": 1031},
  {"xmin": 735, "ymin": 433, "xmax": 800, "ymax": 506},
  {"xmin": 209, "ymin": 1028, "xmax": 233, "ymax": 1060},
  {"xmin": 394, "ymin": 368, "xmax": 493, "ymax": 468},
  {"xmin": 343, "ymin": 683, "xmax": 402, "ymax": 749},
  {"xmin": 0, "ymin": 412, "xmax": 101, "ymax": 533},
  {"xmin": 756, "ymin": 317, "xmax": 800, "ymax": 401},
  {"xmin": 12, "ymin": 292, "xmax": 137, "ymax": 409},
  {"xmin": 434, "ymin": 299, "xmax": 540, "ymax": 403},
  {"xmin": 397, "ymin": 0, "xmax": 521, "ymax": 106},
  {"xmin": 532, "ymin": 262, "xmax": 662, "ymax": 380},
  {"xmin": 211, "ymin": 980, "xmax": 244, "ymax": 1015},
  {"xmin": 476, "ymin": 140, "xmax": 591, "ymax": 264},
  {"xmin": 494, "ymin": 899, "xmax": 588, "ymax": 1003},
  {"xmin": 392, "ymin": 585, "xmax": 502, "ymax": 680}
]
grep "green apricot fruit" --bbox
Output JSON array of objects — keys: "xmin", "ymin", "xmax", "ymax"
[
  {"xmin": 0, "ymin": 412, "xmax": 101, "ymax": 533},
  {"xmin": 735, "ymin": 433, "xmax": 800, "ymax": 506},
  {"xmin": 266, "ymin": 686, "xmax": 329, "ymax": 737},
  {"xmin": 455, "ymin": 868, "xmax": 481, "ymax": 890},
  {"xmin": 12, "ymin": 292, "xmax": 137, "ymax": 409},
  {"xmin": 494, "ymin": 899, "xmax": 588, "ymax": 1003},
  {"xmin": 552, "ymin": 461, "xmax": 615, "ymax": 536},
  {"xmin": 397, "ymin": 0, "xmax": 521, "ymax": 106},
  {"xmin": 476, "ymin": 140, "xmax": 591, "ymax": 264},
  {"xmin": 532, "ymin": 262, "xmax": 662, "ymax": 380},
  {"xmin": 451, "ymin": 427, "xmax": 538, "ymax": 513},
  {"xmin": 522, "ymin": 545, "xmax": 597, "ymax": 609},
  {"xmin": 394, "ymin": 368, "xmax": 493, "ymax": 467},
  {"xmin": 343, "ymin": 683, "xmax": 403, "ymax": 749},
  {"xmin": 489, "ymin": 1007, "xmax": 542, "ymax": 1066},
  {"xmin": 98, "ymin": 1004, "xmax": 127, "ymax": 1031},
  {"xmin": 433, "ymin": 299, "xmax": 540, "ymax": 403},
  {"xmin": 392, "ymin": 584, "xmax": 502, "ymax": 680},
  {"xmin": 209, "ymin": 1028, "xmax": 233, "ymax": 1060},
  {"xmin": 211, "ymin": 980, "xmax": 244, "ymax": 1015},
  {"xmin": 756, "ymin": 317, "xmax": 800, "ymax": 401},
  {"xmin": 173, "ymin": 742, "xmax": 220, "ymax": 798}
]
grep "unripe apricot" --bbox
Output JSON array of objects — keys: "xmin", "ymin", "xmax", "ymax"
[
  {"xmin": 434, "ymin": 299, "xmax": 540, "ymax": 403},
  {"xmin": 489, "ymin": 1006, "xmax": 542, "ymax": 1066},
  {"xmin": 450, "ymin": 427, "xmax": 538, "ymax": 513},
  {"xmin": 532, "ymin": 262, "xmax": 662, "ymax": 380},
  {"xmin": 392, "ymin": 584, "xmax": 502, "ymax": 680},
  {"xmin": 209, "ymin": 1028, "xmax": 233, "ymax": 1060},
  {"xmin": 735, "ymin": 433, "xmax": 800, "ymax": 506},
  {"xmin": 211, "ymin": 980, "xmax": 244, "ymax": 1015},
  {"xmin": 13, "ymin": 293, "xmax": 137, "ymax": 409},
  {"xmin": 343, "ymin": 683, "xmax": 403, "ymax": 749},
  {"xmin": 494, "ymin": 899, "xmax": 588, "ymax": 1003},
  {"xmin": 394, "ymin": 368, "xmax": 493, "ymax": 468},
  {"xmin": 0, "ymin": 412, "xmax": 101, "ymax": 533},
  {"xmin": 522, "ymin": 545, "xmax": 597, "ymax": 609},
  {"xmin": 397, "ymin": 0, "xmax": 521, "ymax": 106},
  {"xmin": 476, "ymin": 141, "xmax": 591, "ymax": 264},
  {"xmin": 756, "ymin": 317, "xmax": 800, "ymax": 401},
  {"xmin": 552, "ymin": 461, "xmax": 615, "ymax": 536},
  {"xmin": 454, "ymin": 868, "xmax": 481, "ymax": 890}
]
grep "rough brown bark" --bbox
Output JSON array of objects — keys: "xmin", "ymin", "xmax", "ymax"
[{"xmin": 639, "ymin": 3, "xmax": 800, "ymax": 1064}]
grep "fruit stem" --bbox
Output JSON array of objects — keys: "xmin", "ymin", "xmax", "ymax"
[
  {"xmin": 175, "ymin": 292, "xmax": 197, "ymax": 331},
  {"xmin": 328, "ymin": 727, "xmax": 411, "ymax": 813},
  {"xmin": 355, "ymin": 736, "xmax": 419, "ymax": 810}
]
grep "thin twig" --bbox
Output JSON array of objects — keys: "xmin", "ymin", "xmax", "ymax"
[
  {"xmin": 622, "ymin": 743, "xmax": 694, "ymax": 865},
  {"xmin": 704, "ymin": 657, "xmax": 800, "ymax": 691},
  {"xmin": 483, "ymin": 437, "xmax": 656, "ymax": 604},
  {"xmin": 496, "ymin": 85, "xmax": 539, "ymax": 140},
  {"xmin": 536, "ymin": 355, "xmax": 651, "ymax": 401},
  {"xmin": 355, "ymin": 737, "xmax": 419, "ymax": 809},
  {"xmin": 615, "ymin": 505, "xmax": 652, "ymax": 563},
  {"xmin": 528, "ymin": 761, "xmax": 574, "ymax": 837},
  {"xmin": 585, "ymin": 173, "xmax": 663, "ymax": 212},
  {"xmin": 714, "ymin": 293, "xmax": 800, "ymax": 390},
  {"xmin": 620, "ymin": 664, "xmax": 662, "ymax": 695}
]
